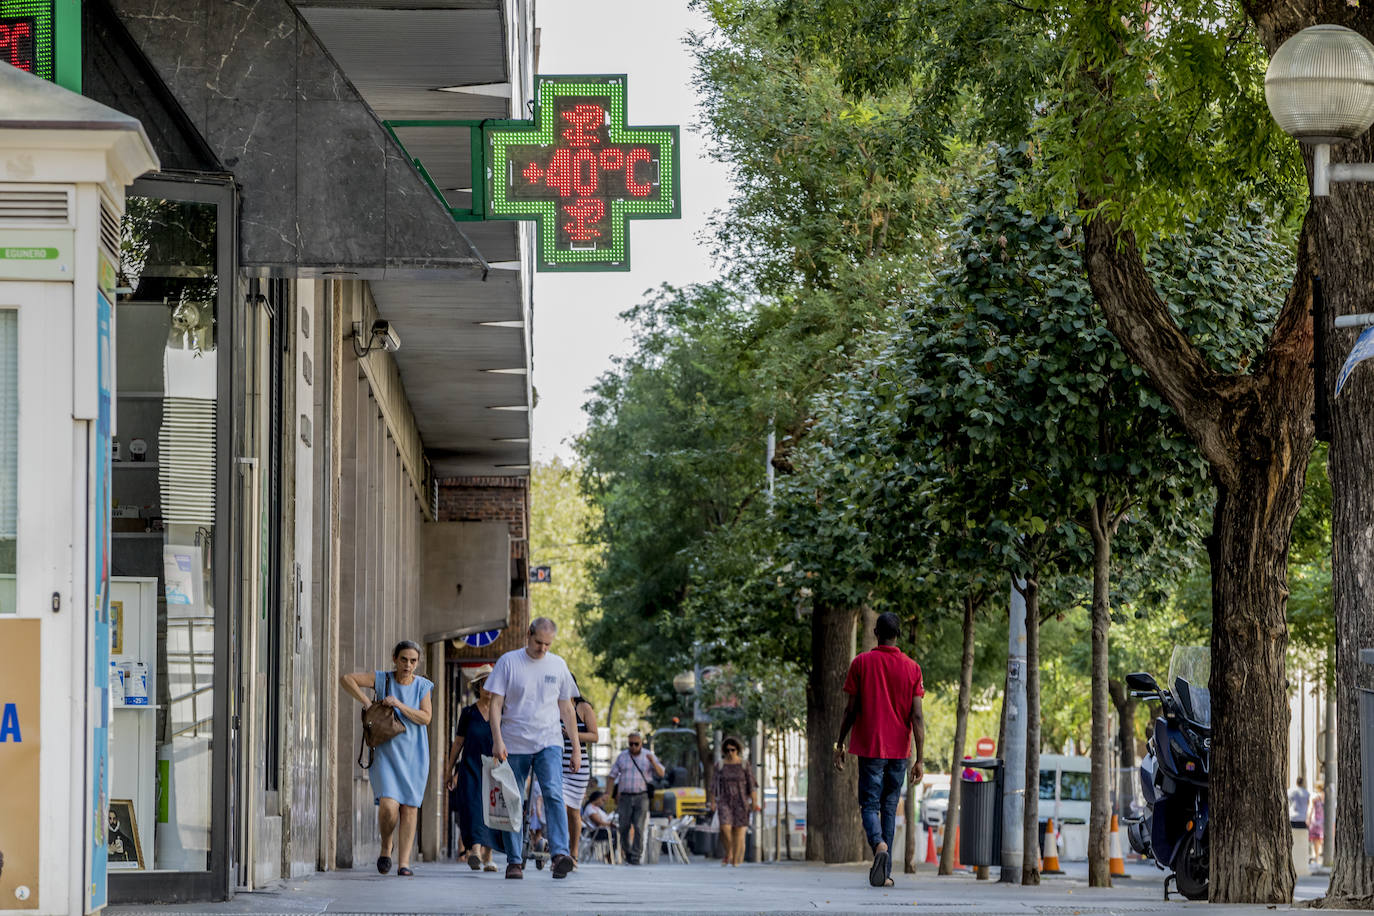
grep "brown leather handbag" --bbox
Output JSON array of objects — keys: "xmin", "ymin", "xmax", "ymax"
[{"xmin": 357, "ymin": 673, "xmax": 407, "ymax": 769}]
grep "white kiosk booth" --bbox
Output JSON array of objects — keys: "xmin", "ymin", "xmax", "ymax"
[{"xmin": 0, "ymin": 62, "xmax": 157, "ymax": 914}]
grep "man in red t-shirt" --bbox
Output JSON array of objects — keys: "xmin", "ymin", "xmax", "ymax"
[{"xmin": 833, "ymin": 612, "xmax": 925, "ymax": 888}]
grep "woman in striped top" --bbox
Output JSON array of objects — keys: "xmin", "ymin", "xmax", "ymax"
[{"xmin": 561, "ymin": 681, "xmax": 599, "ymax": 863}]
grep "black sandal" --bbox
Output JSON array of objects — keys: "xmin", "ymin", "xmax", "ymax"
[
  {"xmin": 869, "ymin": 849, "xmax": 890, "ymax": 887},
  {"xmin": 397, "ymin": 866, "xmax": 414, "ymax": 877},
  {"xmin": 377, "ymin": 855, "xmax": 392, "ymax": 875}
]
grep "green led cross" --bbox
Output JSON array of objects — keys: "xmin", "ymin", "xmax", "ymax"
[{"xmin": 487, "ymin": 75, "xmax": 681, "ymax": 272}]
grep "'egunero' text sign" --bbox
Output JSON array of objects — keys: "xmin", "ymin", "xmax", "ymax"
[
  {"xmin": 487, "ymin": 75, "xmax": 680, "ymax": 272},
  {"xmin": 0, "ymin": 0, "xmax": 53, "ymax": 82}
]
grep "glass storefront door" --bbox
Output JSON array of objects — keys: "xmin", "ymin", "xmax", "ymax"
[{"xmin": 109, "ymin": 177, "xmax": 234, "ymax": 899}]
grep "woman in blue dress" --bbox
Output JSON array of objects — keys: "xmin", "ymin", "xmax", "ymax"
[
  {"xmin": 341, "ymin": 640, "xmax": 433, "ymax": 877},
  {"xmin": 444, "ymin": 665, "xmax": 499, "ymax": 871}
]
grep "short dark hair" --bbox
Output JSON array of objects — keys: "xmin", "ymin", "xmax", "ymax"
[
  {"xmin": 875, "ymin": 612, "xmax": 901, "ymax": 640},
  {"xmin": 588, "ymin": 790, "xmax": 605, "ymax": 805},
  {"xmin": 393, "ymin": 639, "xmax": 422, "ymax": 659}
]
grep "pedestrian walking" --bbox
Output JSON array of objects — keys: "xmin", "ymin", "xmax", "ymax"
[
  {"xmin": 340, "ymin": 640, "xmax": 434, "ymax": 877},
  {"xmin": 1289, "ymin": 776, "xmax": 1310, "ymax": 830},
  {"xmin": 833, "ymin": 611, "xmax": 925, "ymax": 889},
  {"xmin": 1308, "ymin": 783, "xmax": 1326, "ymax": 863},
  {"xmin": 711, "ymin": 735, "xmax": 761, "ymax": 867},
  {"xmin": 487, "ymin": 617, "xmax": 582, "ymax": 880},
  {"xmin": 608, "ymin": 731, "xmax": 665, "ymax": 865},
  {"xmin": 562, "ymin": 681, "xmax": 600, "ymax": 863},
  {"xmin": 443, "ymin": 664, "xmax": 499, "ymax": 872}
]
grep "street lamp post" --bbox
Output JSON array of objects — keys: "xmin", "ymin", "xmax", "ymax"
[{"xmin": 1264, "ymin": 20, "xmax": 1374, "ymax": 873}]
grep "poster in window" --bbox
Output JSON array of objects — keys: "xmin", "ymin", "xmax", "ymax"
[
  {"xmin": 162, "ymin": 544, "xmax": 202, "ymax": 612},
  {"xmin": 0, "ymin": 618, "xmax": 41, "ymax": 908},
  {"xmin": 109, "ymin": 600, "xmax": 123, "ymax": 656}
]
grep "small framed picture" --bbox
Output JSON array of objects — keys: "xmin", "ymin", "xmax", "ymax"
[{"xmin": 106, "ymin": 799, "xmax": 144, "ymax": 870}]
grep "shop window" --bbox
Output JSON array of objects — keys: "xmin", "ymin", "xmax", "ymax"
[
  {"xmin": 0, "ymin": 310, "xmax": 14, "ymax": 614},
  {"xmin": 111, "ymin": 196, "xmax": 220, "ymax": 873}
]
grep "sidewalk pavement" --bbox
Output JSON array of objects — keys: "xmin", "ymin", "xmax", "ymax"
[{"xmin": 106, "ymin": 857, "xmax": 1353, "ymax": 916}]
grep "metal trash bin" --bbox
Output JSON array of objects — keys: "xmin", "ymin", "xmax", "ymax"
[{"xmin": 959, "ymin": 757, "xmax": 1004, "ymax": 868}]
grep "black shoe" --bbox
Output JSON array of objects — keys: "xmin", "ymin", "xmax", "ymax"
[
  {"xmin": 377, "ymin": 855, "xmax": 392, "ymax": 875},
  {"xmin": 505, "ymin": 863, "xmax": 524, "ymax": 879},
  {"xmin": 552, "ymin": 854, "xmax": 575, "ymax": 879}
]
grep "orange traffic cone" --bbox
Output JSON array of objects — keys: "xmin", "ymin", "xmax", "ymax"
[
  {"xmin": 1042, "ymin": 817, "xmax": 1063, "ymax": 874},
  {"xmin": 924, "ymin": 826, "xmax": 938, "ymax": 865},
  {"xmin": 1109, "ymin": 814, "xmax": 1129, "ymax": 878},
  {"xmin": 952, "ymin": 824, "xmax": 968, "ymax": 872}
]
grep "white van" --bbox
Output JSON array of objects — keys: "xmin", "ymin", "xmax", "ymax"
[{"xmin": 1038, "ymin": 753, "xmax": 1091, "ymax": 826}]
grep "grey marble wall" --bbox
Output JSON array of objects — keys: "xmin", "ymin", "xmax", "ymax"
[{"xmin": 110, "ymin": 0, "xmax": 481, "ymax": 276}]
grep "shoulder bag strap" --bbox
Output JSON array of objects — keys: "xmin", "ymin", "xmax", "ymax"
[{"xmin": 630, "ymin": 751, "xmax": 652, "ymax": 789}]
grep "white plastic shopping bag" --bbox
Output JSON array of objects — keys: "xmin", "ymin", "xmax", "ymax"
[{"xmin": 482, "ymin": 755, "xmax": 523, "ymax": 833}]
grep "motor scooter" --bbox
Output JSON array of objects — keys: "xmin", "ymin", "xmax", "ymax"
[{"xmin": 1123, "ymin": 646, "xmax": 1211, "ymax": 901}]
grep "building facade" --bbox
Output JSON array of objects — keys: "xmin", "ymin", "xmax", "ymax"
[{"xmin": 68, "ymin": 0, "xmax": 536, "ymax": 903}]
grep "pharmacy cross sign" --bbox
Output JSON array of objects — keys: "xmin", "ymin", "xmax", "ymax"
[{"xmin": 487, "ymin": 75, "xmax": 680, "ymax": 272}]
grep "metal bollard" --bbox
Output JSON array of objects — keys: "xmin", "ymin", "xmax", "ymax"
[{"xmin": 1359, "ymin": 650, "xmax": 1374, "ymax": 855}]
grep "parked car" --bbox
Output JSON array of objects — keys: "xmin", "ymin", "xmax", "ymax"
[{"xmin": 919, "ymin": 784, "xmax": 950, "ymax": 829}]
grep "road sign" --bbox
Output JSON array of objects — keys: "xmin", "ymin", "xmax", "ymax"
[
  {"xmin": 530, "ymin": 565, "xmax": 551, "ymax": 584},
  {"xmin": 976, "ymin": 736, "xmax": 996, "ymax": 757}
]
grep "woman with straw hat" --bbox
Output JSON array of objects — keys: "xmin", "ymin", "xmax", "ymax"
[{"xmin": 445, "ymin": 664, "xmax": 500, "ymax": 872}]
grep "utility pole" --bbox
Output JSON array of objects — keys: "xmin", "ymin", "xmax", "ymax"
[
  {"xmin": 752, "ymin": 424, "xmax": 775, "ymax": 862},
  {"xmin": 1001, "ymin": 578, "xmax": 1028, "ymax": 882}
]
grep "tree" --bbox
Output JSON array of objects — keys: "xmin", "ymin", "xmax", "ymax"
[
  {"xmin": 576, "ymin": 284, "xmax": 766, "ymax": 717},
  {"xmin": 797, "ymin": 0, "xmax": 1313, "ymax": 897},
  {"xmin": 529, "ymin": 459, "xmax": 650, "ymax": 735}
]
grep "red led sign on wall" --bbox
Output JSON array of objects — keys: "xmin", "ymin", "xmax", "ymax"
[
  {"xmin": 487, "ymin": 76, "xmax": 680, "ymax": 272},
  {"xmin": 0, "ymin": 1, "xmax": 54, "ymax": 81}
]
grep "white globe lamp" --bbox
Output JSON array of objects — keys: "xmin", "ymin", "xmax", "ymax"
[{"xmin": 1266, "ymin": 25, "xmax": 1374, "ymax": 196}]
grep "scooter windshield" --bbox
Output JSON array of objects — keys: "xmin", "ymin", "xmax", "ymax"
[{"xmin": 1168, "ymin": 646, "xmax": 1211, "ymax": 729}]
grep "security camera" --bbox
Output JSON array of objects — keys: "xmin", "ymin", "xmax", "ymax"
[{"xmin": 371, "ymin": 320, "xmax": 401, "ymax": 353}]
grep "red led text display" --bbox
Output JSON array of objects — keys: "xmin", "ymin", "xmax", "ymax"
[
  {"xmin": 0, "ymin": 17, "xmax": 34, "ymax": 72},
  {"xmin": 0, "ymin": 2, "xmax": 53, "ymax": 81},
  {"xmin": 488, "ymin": 76, "xmax": 680, "ymax": 272}
]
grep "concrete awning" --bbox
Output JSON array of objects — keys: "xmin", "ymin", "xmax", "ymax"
[{"xmin": 295, "ymin": 0, "xmax": 534, "ymax": 477}]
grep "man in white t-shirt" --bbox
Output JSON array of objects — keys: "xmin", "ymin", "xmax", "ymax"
[{"xmin": 487, "ymin": 617, "xmax": 582, "ymax": 879}]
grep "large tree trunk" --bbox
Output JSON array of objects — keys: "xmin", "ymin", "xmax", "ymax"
[
  {"xmin": 807, "ymin": 603, "xmax": 865, "ymax": 863},
  {"xmin": 1022, "ymin": 575, "xmax": 1042, "ymax": 886},
  {"xmin": 1083, "ymin": 208, "xmax": 1312, "ymax": 904},
  {"xmin": 1315, "ymin": 130, "xmax": 1374, "ymax": 906},
  {"xmin": 1088, "ymin": 496, "xmax": 1114, "ymax": 888},
  {"xmin": 940, "ymin": 593, "xmax": 978, "ymax": 875},
  {"xmin": 1206, "ymin": 478, "xmax": 1301, "ymax": 902}
]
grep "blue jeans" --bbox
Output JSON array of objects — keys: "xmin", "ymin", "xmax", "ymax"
[
  {"xmin": 502, "ymin": 746, "xmax": 569, "ymax": 864},
  {"xmin": 858, "ymin": 757, "xmax": 907, "ymax": 860}
]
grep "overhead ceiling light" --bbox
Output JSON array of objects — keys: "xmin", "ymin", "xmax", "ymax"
[
  {"xmin": 495, "ymin": 463, "xmax": 531, "ymax": 469},
  {"xmin": 478, "ymin": 320, "xmax": 525, "ymax": 328},
  {"xmin": 484, "ymin": 368, "xmax": 528, "ymax": 375},
  {"xmin": 493, "ymin": 437, "xmax": 530, "ymax": 443},
  {"xmin": 488, "ymin": 405, "xmax": 529, "ymax": 411}
]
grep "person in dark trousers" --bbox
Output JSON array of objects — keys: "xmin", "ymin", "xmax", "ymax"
[
  {"xmin": 608, "ymin": 731, "xmax": 665, "ymax": 864},
  {"xmin": 833, "ymin": 612, "xmax": 925, "ymax": 888}
]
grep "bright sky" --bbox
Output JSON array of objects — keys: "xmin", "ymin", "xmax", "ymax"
[{"xmin": 530, "ymin": 1, "xmax": 734, "ymax": 463}]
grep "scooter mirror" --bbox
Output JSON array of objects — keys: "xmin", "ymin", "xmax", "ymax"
[{"xmin": 1125, "ymin": 671, "xmax": 1159, "ymax": 696}]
